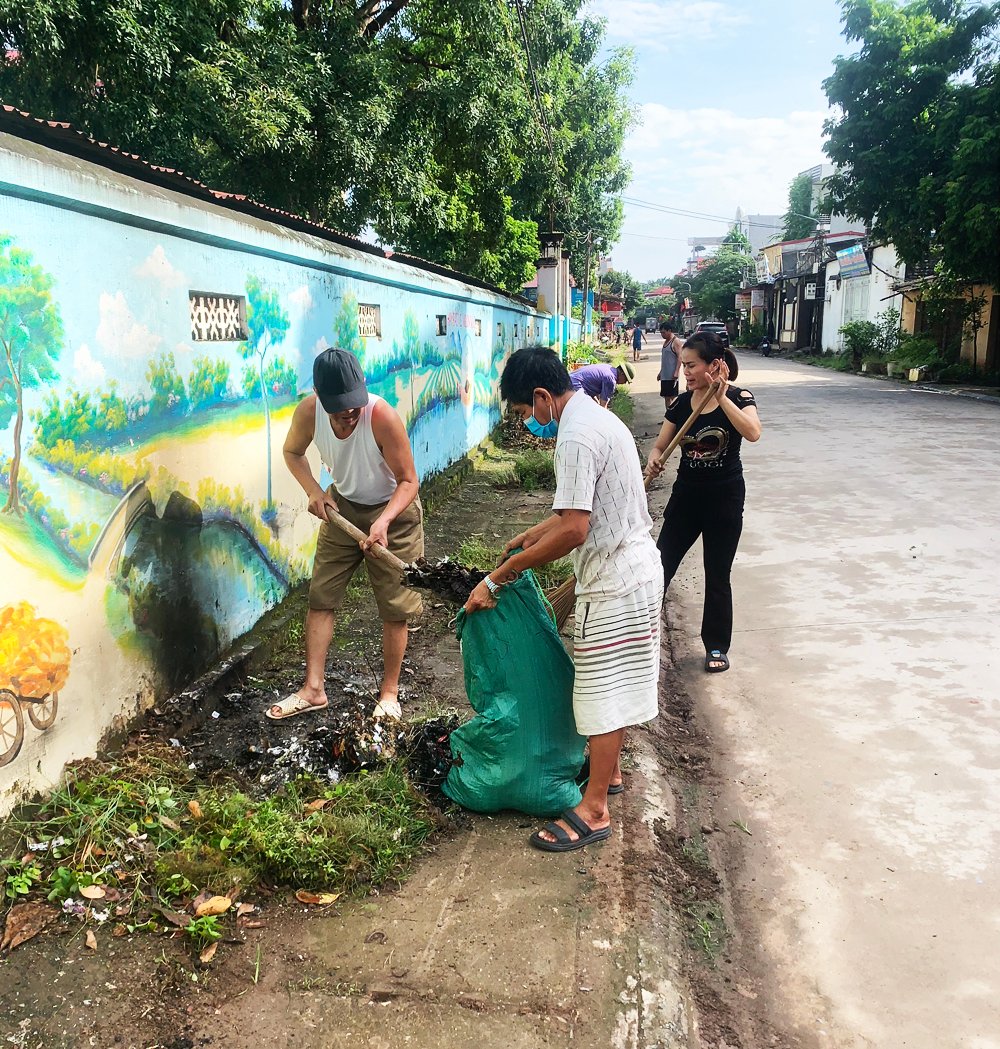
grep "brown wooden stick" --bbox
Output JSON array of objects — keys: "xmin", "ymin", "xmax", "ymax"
[
  {"xmin": 322, "ymin": 505, "xmax": 408, "ymax": 573},
  {"xmin": 643, "ymin": 380, "xmax": 723, "ymax": 489}
]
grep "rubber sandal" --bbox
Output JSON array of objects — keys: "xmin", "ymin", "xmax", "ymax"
[
  {"xmin": 373, "ymin": 696, "xmax": 402, "ymax": 720},
  {"xmin": 576, "ymin": 757, "xmax": 624, "ymax": 795},
  {"xmin": 705, "ymin": 650, "xmax": 730, "ymax": 674},
  {"xmin": 265, "ymin": 694, "xmax": 328, "ymax": 720},
  {"xmin": 529, "ymin": 809, "xmax": 611, "ymax": 853}
]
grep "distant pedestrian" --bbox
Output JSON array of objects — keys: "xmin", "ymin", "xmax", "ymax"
[
  {"xmin": 657, "ymin": 322, "xmax": 683, "ymax": 410},
  {"xmin": 569, "ymin": 361, "xmax": 634, "ymax": 406},
  {"xmin": 646, "ymin": 332, "xmax": 761, "ymax": 674},
  {"xmin": 631, "ymin": 324, "xmax": 647, "ymax": 362}
]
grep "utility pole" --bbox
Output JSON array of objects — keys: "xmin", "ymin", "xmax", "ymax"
[{"xmin": 580, "ymin": 231, "xmax": 593, "ymax": 343}]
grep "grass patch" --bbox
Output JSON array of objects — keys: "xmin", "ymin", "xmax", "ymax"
[
  {"xmin": 0, "ymin": 746, "xmax": 434, "ymax": 936},
  {"xmin": 609, "ymin": 388, "xmax": 634, "ymax": 425},
  {"xmin": 469, "ymin": 440, "xmax": 556, "ymax": 493},
  {"xmin": 457, "ymin": 535, "xmax": 572, "ymax": 590},
  {"xmin": 793, "ymin": 352, "xmax": 855, "ymax": 372},
  {"xmin": 685, "ymin": 899, "xmax": 728, "ymax": 962}
]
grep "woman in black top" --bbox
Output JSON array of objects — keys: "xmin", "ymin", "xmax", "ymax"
[{"xmin": 646, "ymin": 332, "xmax": 761, "ymax": 672}]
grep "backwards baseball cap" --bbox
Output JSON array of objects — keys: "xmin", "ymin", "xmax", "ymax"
[
  {"xmin": 618, "ymin": 361, "xmax": 635, "ymax": 382},
  {"xmin": 313, "ymin": 347, "xmax": 368, "ymax": 413}
]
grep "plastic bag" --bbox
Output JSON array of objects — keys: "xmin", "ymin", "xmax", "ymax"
[{"xmin": 443, "ymin": 571, "xmax": 585, "ymax": 817}]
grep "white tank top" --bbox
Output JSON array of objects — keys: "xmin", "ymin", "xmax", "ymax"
[{"xmin": 313, "ymin": 393, "xmax": 398, "ymax": 505}]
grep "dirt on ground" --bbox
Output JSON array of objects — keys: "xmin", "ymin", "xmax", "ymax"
[{"xmin": 1, "ymin": 387, "xmax": 797, "ymax": 1049}]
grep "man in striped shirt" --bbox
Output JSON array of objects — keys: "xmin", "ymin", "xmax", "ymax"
[{"xmin": 464, "ymin": 347, "xmax": 662, "ymax": 852}]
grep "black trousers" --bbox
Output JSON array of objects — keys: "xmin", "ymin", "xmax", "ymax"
[{"xmin": 656, "ymin": 478, "xmax": 745, "ymax": 654}]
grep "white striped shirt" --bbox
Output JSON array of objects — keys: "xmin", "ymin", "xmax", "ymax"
[{"xmin": 552, "ymin": 392, "xmax": 660, "ymax": 599}]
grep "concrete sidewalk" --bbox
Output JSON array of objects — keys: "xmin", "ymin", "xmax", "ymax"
[{"xmin": 190, "ymin": 734, "xmax": 690, "ymax": 1049}]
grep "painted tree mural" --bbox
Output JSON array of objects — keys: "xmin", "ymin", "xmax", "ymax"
[
  {"xmin": 239, "ymin": 276, "xmax": 290, "ymax": 507},
  {"xmin": 0, "ymin": 236, "xmax": 62, "ymax": 514}
]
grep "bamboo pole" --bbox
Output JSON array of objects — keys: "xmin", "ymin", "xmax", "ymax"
[{"xmin": 322, "ymin": 505, "xmax": 408, "ymax": 573}]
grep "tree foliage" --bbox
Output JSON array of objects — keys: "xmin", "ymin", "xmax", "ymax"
[
  {"xmin": 599, "ymin": 269, "xmax": 645, "ymax": 312},
  {"xmin": 688, "ymin": 230, "xmax": 754, "ymax": 323},
  {"xmin": 0, "ymin": 0, "xmax": 634, "ymax": 292},
  {"xmin": 783, "ymin": 173, "xmax": 816, "ymax": 240},
  {"xmin": 823, "ymin": 0, "xmax": 1000, "ymax": 287},
  {"xmin": 0, "ymin": 236, "xmax": 62, "ymax": 514}
]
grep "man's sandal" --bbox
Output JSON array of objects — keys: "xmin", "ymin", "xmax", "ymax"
[
  {"xmin": 705, "ymin": 650, "xmax": 730, "ymax": 674},
  {"xmin": 529, "ymin": 809, "xmax": 611, "ymax": 853},
  {"xmin": 265, "ymin": 694, "xmax": 329, "ymax": 720}
]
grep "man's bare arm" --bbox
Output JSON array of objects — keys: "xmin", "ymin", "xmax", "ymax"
[{"xmin": 283, "ymin": 395, "xmax": 335, "ymax": 520}]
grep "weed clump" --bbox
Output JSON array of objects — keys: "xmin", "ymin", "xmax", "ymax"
[
  {"xmin": 0, "ymin": 746, "xmax": 435, "ymax": 933},
  {"xmin": 457, "ymin": 536, "xmax": 572, "ymax": 591}
]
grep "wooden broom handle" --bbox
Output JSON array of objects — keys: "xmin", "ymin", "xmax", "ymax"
[
  {"xmin": 323, "ymin": 505, "xmax": 408, "ymax": 573},
  {"xmin": 644, "ymin": 381, "xmax": 723, "ymax": 489}
]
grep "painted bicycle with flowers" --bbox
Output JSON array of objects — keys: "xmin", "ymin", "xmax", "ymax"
[{"xmin": 0, "ymin": 603, "xmax": 70, "ymax": 766}]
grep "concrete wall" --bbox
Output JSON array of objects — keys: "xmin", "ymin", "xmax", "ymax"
[
  {"xmin": 821, "ymin": 245, "xmax": 905, "ymax": 352},
  {"xmin": 0, "ymin": 132, "xmax": 553, "ymax": 809}
]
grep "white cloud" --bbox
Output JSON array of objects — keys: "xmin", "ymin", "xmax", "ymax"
[
  {"xmin": 587, "ymin": 0, "xmax": 747, "ymax": 48},
  {"xmin": 174, "ymin": 341, "xmax": 193, "ymax": 355},
  {"xmin": 96, "ymin": 291, "xmax": 162, "ymax": 360},
  {"xmin": 289, "ymin": 285, "xmax": 315, "ymax": 313},
  {"xmin": 613, "ymin": 104, "xmax": 828, "ymax": 279},
  {"xmin": 134, "ymin": 245, "xmax": 186, "ymax": 288},
  {"xmin": 311, "ymin": 336, "xmax": 329, "ymax": 355},
  {"xmin": 73, "ymin": 344, "xmax": 105, "ymax": 384}
]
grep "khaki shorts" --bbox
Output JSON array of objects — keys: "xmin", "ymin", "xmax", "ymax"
[{"xmin": 309, "ymin": 490, "xmax": 424, "ymax": 621}]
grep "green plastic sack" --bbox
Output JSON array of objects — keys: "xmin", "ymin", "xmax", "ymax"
[{"xmin": 443, "ymin": 571, "xmax": 585, "ymax": 818}]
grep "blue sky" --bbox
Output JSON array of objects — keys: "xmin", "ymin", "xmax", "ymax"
[{"xmin": 588, "ymin": 0, "xmax": 853, "ymax": 281}]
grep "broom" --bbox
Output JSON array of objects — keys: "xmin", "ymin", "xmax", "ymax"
[{"xmin": 546, "ymin": 380, "xmax": 724, "ymax": 630}]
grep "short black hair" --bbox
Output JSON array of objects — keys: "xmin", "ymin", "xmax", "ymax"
[
  {"xmin": 499, "ymin": 346, "xmax": 572, "ymax": 405},
  {"xmin": 659, "ymin": 321, "xmax": 675, "ymax": 332}
]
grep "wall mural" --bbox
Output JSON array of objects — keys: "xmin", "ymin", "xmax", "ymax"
[{"xmin": 0, "ymin": 196, "xmax": 533, "ymax": 790}]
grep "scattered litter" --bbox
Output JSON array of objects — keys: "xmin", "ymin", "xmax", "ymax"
[
  {"xmin": 295, "ymin": 890, "xmax": 341, "ymax": 906},
  {"xmin": 194, "ymin": 895, "xmax": 232, "ymax": 918}
]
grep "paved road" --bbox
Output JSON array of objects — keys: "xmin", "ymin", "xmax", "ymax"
[{"xmin": 662, "ymin": 356, "xmax": 1000, "ymax": 1048}]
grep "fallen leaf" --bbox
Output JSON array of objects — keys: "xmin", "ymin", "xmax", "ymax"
[
  {"xmin": 112, "ymin": 924, "xmax": 127, "ymax": 938},
  {"xmin": 79, "ymin": 885, "xmax": 106, "ymax": 901},
  {"xmin": 188, "ymin": 800, "xmax": 204, "ymax": 819},
  {"xmin": 304, "ymin": 799, "xmax": 329, "ymax": 814},
  {"xmin": 199, "ymin": 942, "xmax": 219, "ymax": 964},
  {"xmin": 191, "ymin": 891, "xmax": 213, "ymax": 913},
  {"xmin": 236, "ymin": 903, "xmax": 256, "ymax": 918},
  {"xmin": 158, "ymin": 815, "xmax": 181, "ymax": 833},
  {"xmin": 241, "ymin": 920, "xmax": 265, "ymax": 929},
  {"xmin": 295, "ymin": 890, "xmax": 341, "ymax": 906},
  {"xmin": 156, "ymin": 905, "xmax": 191, "ymax": 929},
  {"xmin": 194, "ymin": 895, "xmax": 232, "ymax": 917},
  {"xmin": 85, "ymin": 930, "xmax": 98, "ymax": 951},
  {"xmin": 1, "ymin": 902, "xmax": 59, "ymax": 952}
]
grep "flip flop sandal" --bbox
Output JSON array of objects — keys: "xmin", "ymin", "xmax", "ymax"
[
  {"xmin": 373, "ymin": 696, "xmax": 402, "ymax": 720},
  {"xmin": 705, "ymin": 650, "xmax": 730, "ymax": 674},
  {"xmin": 265, "ymin": 694, "xmax": 329, "ymax": 720},
  {"xmin": 529, "ymin": 809, "xmax": 612, "ymax": 853}
]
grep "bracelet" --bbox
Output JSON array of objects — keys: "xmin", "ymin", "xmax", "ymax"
[{"xmin": 484, "ymin": 576, "xmax": 503, "ymax": 598}]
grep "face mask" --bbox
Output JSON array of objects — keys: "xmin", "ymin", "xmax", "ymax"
[{"xmin": 524, "ymin": 401, "xmax": 558, "ymax": 439}]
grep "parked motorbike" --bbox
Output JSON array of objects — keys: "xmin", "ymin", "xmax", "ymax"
[{"xmin": 759, "ymin": 336, "xmax": 772, "ymax": 357}]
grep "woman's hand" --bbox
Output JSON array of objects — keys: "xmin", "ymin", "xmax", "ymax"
[
  {"xmin": 645, "ymin": 452, "xmax": 665, "ymax": 479},
  {"xmin": 712, "ymin": 358, "xmax": 731, "ymax": 389}
]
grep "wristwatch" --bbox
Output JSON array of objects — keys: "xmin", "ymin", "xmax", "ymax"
[{"xmin": 484, "ymin": 576, "xmax": 503, "ymax": 598}]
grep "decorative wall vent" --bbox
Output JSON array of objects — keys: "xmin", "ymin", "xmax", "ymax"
[{"xmin": 189, "ymin": 292, "xmax": 248, "ymax": 342}]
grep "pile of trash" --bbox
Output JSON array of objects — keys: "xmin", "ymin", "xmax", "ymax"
[{"xmin": 402, "ymin": 557, "xmax": 487, "ymax": 604}]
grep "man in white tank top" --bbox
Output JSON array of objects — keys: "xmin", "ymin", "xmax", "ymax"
[{"xmin": 266, "ymin": 348, "xmax": 423, "ymax": 722}]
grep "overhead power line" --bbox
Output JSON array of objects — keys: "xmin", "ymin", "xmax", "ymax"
[{"xmin": 622, "ymin": 195, "xmax": 788, "ymax": 232}]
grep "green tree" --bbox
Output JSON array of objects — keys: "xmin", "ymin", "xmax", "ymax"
[
  {"xmin": 146, "ymin": 352, "xmax": 188, "ymax": 415},
  {"xmin": 0, "ymin": 0, "xmax": 634, "ymax": 292},
  {"xmin": 688, "ymin": 230, "xmax": 754, "ymax": 323},
  {"xmin": 823, "ymin": 0, "xmax": 1000, "ymax": 287},
  {"xmin": 240, "ymin": 275, "xmax": 290, "ymax": 506},
  {"xmin": 783, "ymin": 173, "xmax": 815, "ymax": 240},
  {"xmin": 0, "ymin": 235, "xmax": 62, "ymax": 514},
  {"xmin": 599, "ymin": 269, "xmax": 645, "ymax": 312},
  {"xmin": 188, "ymin": 355, "xmax": 231, "ymax": 409}
]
